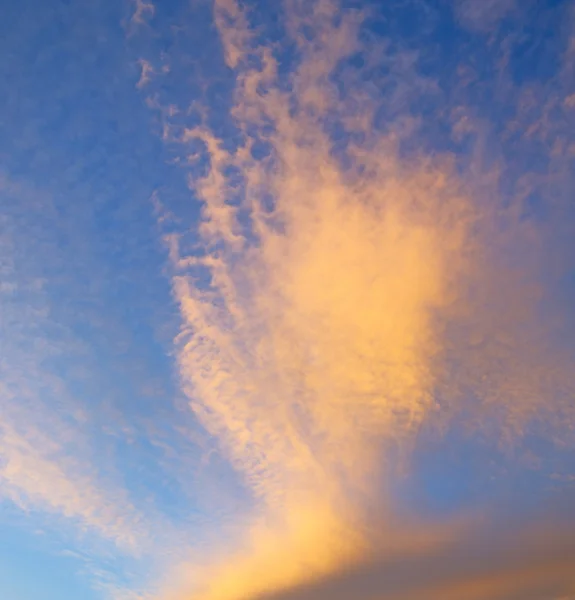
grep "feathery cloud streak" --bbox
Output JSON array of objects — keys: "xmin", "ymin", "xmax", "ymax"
[{"xmin": 144, "ymin": 1, "xmax": 575, "ymax": 598}]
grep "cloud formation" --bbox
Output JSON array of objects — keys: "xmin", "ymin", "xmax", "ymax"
[
  {"xmin": 147, "ymin": 1, "xmax": 575, "ymax": 599},
  {"xmin": 453, "ymin": 0, "xmax": 516, "ymax": 32},
  {"xmin": 132, "ymin": 0, "xmax": 155, "ymax": 26},
  {"xmin": 4, "ymin": 0, "xmax": 572, "ymax": 598},
  {"xmin": 0, "ymin": 172, "xmax": 203, "ymax": 597},
  {"xmin": 0, "ymin": 175, "xmax": 145, "ymax": 550},
  {"xmin": 253, "ymin": 512, "xmax": 575, "ymax": 600}
]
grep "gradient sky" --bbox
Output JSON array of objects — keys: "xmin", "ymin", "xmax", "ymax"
[{"xmin": 1, "ymin": 0, "xmax": 575, "ymax": 599}]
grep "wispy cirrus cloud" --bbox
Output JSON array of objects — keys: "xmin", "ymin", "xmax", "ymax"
[
  {"xmin": 130, "ymin": 1, "xmax": 575, "ymax": 599},
  {"xmin": 2, "ymin": 0, "xmax": 572, "ymax": 598},
  {"xmin": 131, "ymin": 0, "xmax": 155, "ymax": 27},
  {"xmin": 453, "ymin": 0, "xmax": 516, "ymax": 32},
  {"xmin": 0, "ymin": 171, "xmax": 209, "ymax": 597},
  {"xmin": 0, "ymin": 415, "xmax": 144, "ymax": 550},
  {"xmin": 0, "ymin": 174, "xmax": 146, "ymax": 551}
]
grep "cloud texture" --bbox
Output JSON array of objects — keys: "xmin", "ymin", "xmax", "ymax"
[
  {"xmin": 144, "ymin": 0, "xmax": 575, "ymax": 598},
  {"xmin": 1, "ymin": 0, "xmax": 574, "ymax": 598}
]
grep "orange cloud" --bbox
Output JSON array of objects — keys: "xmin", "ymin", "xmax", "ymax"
[
  {"xmin": 156, "ymin": 0, "xmax": 575, "ymax": 598},
  {"xmin": 249, "ymin": 509, "xmax": 575, "ymax": 600}
]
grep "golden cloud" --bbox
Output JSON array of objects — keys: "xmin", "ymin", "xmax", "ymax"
[{"xmin": 157, "ymin": 1, "xmax": 575, "ymax": 598}]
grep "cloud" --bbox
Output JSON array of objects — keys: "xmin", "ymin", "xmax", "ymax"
[
  {"xmin": 0, "ymin": 173, "xmax": 204, "ymax": 599},
  {"xmin": 252, "ymin": 514, "xmax": 575, "ymax": 600},
  {"xmin": 213, "ymin": 0, "xmax": 253, "ymax": 69},
  {"xmin": 0, "ymin": 175, "xmax": 147, "ymax": 551},
  {"xmin": 132, "ymin": 0, "xmax": 155, "ymax": 26},
  {"xmin": 0, "ymin": 414, "xmax": 144, "ymax": 550},
  {"xmin": 163, "ymin": 13, "xmax": 473, "ymax": 600},
  {"xmin": 453, "ymin": 0, "xmax": 516, "ymax": 32},
  {"xmin": 134, "ymin": 0, "xmax": 575, "ymax": 598},
  {"xmin": 137, "ymin": 59, "xmax": 155, "ymax": 89}
]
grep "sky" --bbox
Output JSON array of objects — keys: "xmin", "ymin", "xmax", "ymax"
[{"xmin": 1, "ymin": 0, "xmax": 575, "ymax": 598}]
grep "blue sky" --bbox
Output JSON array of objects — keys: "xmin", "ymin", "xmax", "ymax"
[{"xmin": 1, "ymin": 1, "xmax": 575, "ymax": 599}]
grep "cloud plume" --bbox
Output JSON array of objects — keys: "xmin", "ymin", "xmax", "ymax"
[{"xmin": 139, "ymin": 0, "xmax": 575, "ymax": 598}]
